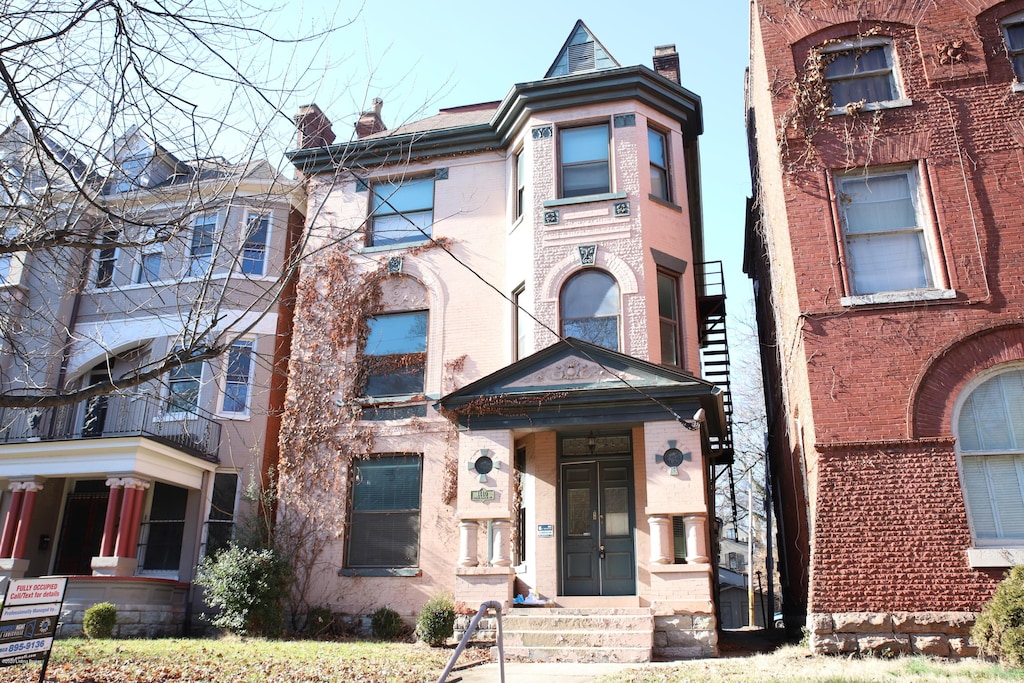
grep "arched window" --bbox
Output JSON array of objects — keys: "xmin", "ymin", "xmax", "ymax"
[
  {"xmin": 957, "ymin": 367, "xmax": 1024, "ymax": 543},
  {"xmin": 560, "ymin": 270, "xmax": 619, "ymax": 351}
]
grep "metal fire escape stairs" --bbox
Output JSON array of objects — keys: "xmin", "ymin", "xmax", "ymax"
[{"xmin": 697, "ymin": 261, "xmax": 734, "ymax": 465}]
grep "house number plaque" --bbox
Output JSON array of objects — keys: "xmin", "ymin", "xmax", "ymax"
[{"xmin": 470, "ymin": 488, "xmax": 496, "ymax": 502}]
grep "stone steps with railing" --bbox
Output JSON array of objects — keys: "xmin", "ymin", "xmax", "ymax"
[{"xmin": 495, "ymin": 607, "xmax": 654, "ymax": 663}]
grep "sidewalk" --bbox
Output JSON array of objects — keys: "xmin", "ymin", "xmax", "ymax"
[{"xmin": 446, "ymin": 661, "xmax": 671, "ymax": 683}]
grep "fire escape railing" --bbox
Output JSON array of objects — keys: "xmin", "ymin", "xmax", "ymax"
[{"xmin": 698, "ymin": 260, "xmax": 734, "ymax": 461}]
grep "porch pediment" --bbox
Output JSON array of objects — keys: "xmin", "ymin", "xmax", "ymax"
[{"xmin": 438, "ymin": 339, "xmax": 725, "ymax": 431}]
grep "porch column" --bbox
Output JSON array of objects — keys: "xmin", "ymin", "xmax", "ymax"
[
  {"xmin": 12, "ymin": 482, "xmax": 43, "ymax": 559},
  {"xmin": 123, "ymin": 479, "xmax": 150, "ymax": 556},
  {"xmin": 0, "ymin": 484, "xmax": 25, "ymax": 558},
  {"xmin": 99, "ymin": 478, "xmax": 125, "ymax": 557},
  {"xmin": 683, "ymin": 513, "xmax": 710, "ymax": 564},
  {"xmin": 490, "ymin": 519, "xmax": 512, "ymax": 567},
  {"xmin": 458, "ymin": 520, "xmax": 479, "ymax": 567},
  {"xmin": 114, "ymin": 478, "xmax": 149, "ymax": 559},
  {"xmin": 648, "ymin": 515, "xmax": 673, "ymax": 564}
]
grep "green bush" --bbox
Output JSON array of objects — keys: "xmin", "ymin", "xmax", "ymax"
[
  {"xmin": 416, "ymin": 593, "xmax": 455, "ymax": 646},
  {"xmin": 305, "ymin": 605, "xmax": 335, "ymax": 638},
  {"xmin": 195, "ymin": 544, "xmax": 292, "ymax": 637},
  {"xmin": 371, "ymin": 606, "xmax": 404, "ymax": 640},
  {"xmin": 973, "ymin": 565, "xmax": 1024, "ymax": 666},
  {"xmin": 83, "ymin": 602, "xmax": 117, "ymax": 639}
]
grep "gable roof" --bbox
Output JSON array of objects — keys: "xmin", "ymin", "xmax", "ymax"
[
  {"xmin": 545, "ymin": 20, "xmax": 620, "ymax": 78},
  {"xmin": 437, "ymin": 338, "xmax": 727, "ymax": 434}
]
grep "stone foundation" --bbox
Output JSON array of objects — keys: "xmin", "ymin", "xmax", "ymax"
[
  {"xmin": 61, "ymin": 576, "xmax": 189, "ymax": 638},
  {"xmin": 653, "ymin": 612, "xmax": 717, "ymax": 658},
  {"xmin": 809, "ymin": 612, "xmax": 979, "ymax": 658}
]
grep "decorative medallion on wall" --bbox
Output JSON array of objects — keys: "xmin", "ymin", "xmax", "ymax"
[
  {"xmin": 434, "ymin": 167, "xmax": 449, "ymax": 180},
  {"xmin": 935, "ymin": 40, "xmax": 967, "ymax": 65},
  {"xmin": 386, "ymin": 256, "xmax": 403, "ymax": 275},
  {"xmin": 578, "ymin": 244, "xmax": 597, "ymax": 266},
  {"xmin": 655, "ymin": 440, "xmax": 691, "ymax": 476},
  {"xmin": 532, "ymin": 125, "xmax": 553, "ymax": 140},
  {"xmin": 467, "ymin": 449, "xmax": 499, "ymax": 483},
  {"xmin": 614, "ymin": 201, "xmax": 630, "ymax": 217},
  {"xmin": 544, "ymin": 209, "xmax": 559, "ymax": 225},
  {"xmin": 613, "ymin": 113, "xmax": 636, "ymax": 128}
]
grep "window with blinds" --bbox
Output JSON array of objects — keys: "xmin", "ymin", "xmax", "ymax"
[
  {"xmin": 957, "ymin": 368, "xmax": 1024, "ymax": 542},
  {"xmin": 347, "ymin": 454, "xmax": 422, "ymax": 567}
]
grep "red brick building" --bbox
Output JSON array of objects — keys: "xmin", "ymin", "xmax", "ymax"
[{"xmin": 745, "ymin": 0, "xmax": 1024, "ymax": 655}]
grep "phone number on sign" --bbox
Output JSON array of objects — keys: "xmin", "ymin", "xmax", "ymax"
[{"xmin": 0, "ymin": 639, "xmax": 48, "ymax": 655}]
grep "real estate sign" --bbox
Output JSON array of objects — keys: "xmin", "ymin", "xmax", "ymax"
[{"xmin": 0, "ymin": 578, "xmax": 66, "ymax": 671}]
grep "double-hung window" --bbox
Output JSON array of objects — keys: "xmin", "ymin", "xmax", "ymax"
[
  {"xmin": 95, "ymin": 229, "xmax": 118, "ymax": 288},
  {"xmin": 347, "ymin": 454, "xmax": 422, "ymax": 568},
  {"xmin": 560, "ymin": 270, "xmax": 620, "ymax": 351},
  {"xmin": 824, "ymin": 40, "xmax": 900, "ymax": 109},
  {"xmin": 514, "ymin": 151, "xmax": 526, "ymax": 220},
  {"xmin": 221, "ymin": 340, "xmax": 254, "ymax": 414},
  {"xmin": 957, "ymin": 367, "xmax": 1024, "ymax": 545},
  {"xmin": 369, "ymin": 177, "xmax": 434, "ymax": 247},
  {"xmin": 205, "ymin": 472, "xmax": 238, "ymax": 557},
  {"xmin": 190, "ymin": 215, "xmax": 217, "ymax": 277},
  {"xmin": 560, "ymin": 124, "xmax": 610, "ymax": 198},
  {"xmin": 1003, "ymin": 14, "xmax": 1024, "ymax": 80},
  {"xmin": 167, "ymin": 348, "xmax": 202, "ymax": 413},
  {"xmin": 657, "ymin": 270, "xmax": 681, "ymax": 366},
  {"xmin": 363, "ymin": 311, "xmax": 428, "ymax": 397},
  {"xmin": 136, "ymin": 245, "xmax": 162, "ymax": 284},
  {"xmin": 648, "ymin": 128, "xmax": 670, "ymax": 201},
  {"xmin": 836, "ymin": 166, "xmax": 933, "ymax": 296},
  {"xmin": 242, "ymin": 213, "xmax": 269, "ymax": 275}
]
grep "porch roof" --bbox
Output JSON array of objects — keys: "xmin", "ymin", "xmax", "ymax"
[{"xmin": 437, "ymin": 338, "xmax": 727, "ymax": 433}]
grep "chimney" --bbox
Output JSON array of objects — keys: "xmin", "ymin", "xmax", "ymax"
[
  {"xmin": 294, "ymin": 104, "xmax": 336, "ymax": 150},
  {"xmin": 653, "ymin": 44, "xmax": 680, "ymax": 84},
  {"xmin": 355, "ymin": 98, "xmax": 387, "ymax": 139}
]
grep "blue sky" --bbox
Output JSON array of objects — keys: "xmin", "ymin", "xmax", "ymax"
[{"xmin": 291, "ymin": 1, "xmax": 756, "ymax": 327}]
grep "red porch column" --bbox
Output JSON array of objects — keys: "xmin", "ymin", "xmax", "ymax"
[
  {"xmin": 114, "ymin": 479, "xmax": 149, "ymax": 559},
  {"xmin": 124, "ymin": 480, "xmax": 149, "ymax": 554},
  {"xmin": 99, "ymin": 478, "xmax": 124, "ymax": 557},
  {"xmin": 11, "ymin": 482, "xmax": 43, "ymax": 559},
  {"xmin": 0, "ymin": 484, "xmax": 25, "ymax": 558}
]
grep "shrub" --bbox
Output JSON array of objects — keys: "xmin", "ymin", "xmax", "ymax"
[
  {"xmin": 416, "ymin": 593, "xmax": 455, "ymax": 646},
  {"xmin": 305, "ymin": 605, "xmax": 335, "ymax": 638},
  {"xmin": 195, "ymin": 544, "xmax": 292, "ymax": 637},
  {"xmin": 973, "ymin": 565, "xmax": 1024, "ymax": 666},
  {"xmin": 83, "ymin": 602, "xmax": 117, "ymax": 639},
  {"xmin": 371, "ymin": 606, "xmax": 404, "ymax": 640}
]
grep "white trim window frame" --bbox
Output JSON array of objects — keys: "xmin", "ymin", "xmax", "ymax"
[
  {"xmin": 955, "ymin": 366, "xmax": 1024, "ymax": 565},
  {"xmin": 135, "ymin": 242, "xmax": 163, "ymax": 285},
  {"xmin": 835, "ymin": 165, "xmax": 939, "ymax": 298},
  {"xmin": 823, "ymin": 38, "xmax": 910, "ymax": 113},
  {"xmin": 648, "ymin": 126, "xmax": 671, "ymax": 202},
  {"xmin": 1003, "ymin": 11, "xmax": 1024, "ymax": 86},
  {"xmin": 95, "ymin": 228, "xmax": 119, "ymax": 288},
  {"xmin": 165, "ymin": 346, "xmax": 204, "ymax": 416},
  {"xmin": 189, "ymin": 214, "xmax": 218, "ymax": 278},
  {"xmin": 514, "ymin": 149, "xmax": 526, "ymax": 222},
  {"xmin": 559, "ymin": 123, "xmax": 611, "ymax": 199},
  {"xmin": 219, "ymin": 339, "xmax": 255, "ymax": 416},
  {"xmin": 242, "ymin": 211, "xmax": 270, "ymax": 276},
  {"xmin": 368, "ymin": 177, "xmax": 434, "ymax": 248}
]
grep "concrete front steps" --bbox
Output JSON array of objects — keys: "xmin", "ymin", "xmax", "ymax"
[{"xmin": 497, "ymin": 606, "xmax": 654, "ymax": 663}]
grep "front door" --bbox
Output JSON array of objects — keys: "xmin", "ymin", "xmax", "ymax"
[
  {"xmin": 560, "ymin": 457, "xmax": 636, "ymax": 596},
  {"xmin": 53, "ymin": 481, "xmax": 108, "ymax": 575}
]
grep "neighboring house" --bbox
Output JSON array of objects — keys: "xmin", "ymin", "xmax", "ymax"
[
  {"xmin": 745, "ymin": 0, "xmax": 1024, "ymax": 656},
  {"xmin": 0, "ymin": 119, "xmax": 300, "ymax": 634},
  {"xmin": 283, "ymin": 22, "xmax": 732, "ymax": 661}
]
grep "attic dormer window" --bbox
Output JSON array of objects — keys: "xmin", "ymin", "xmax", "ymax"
[{"xmin": 568, "ymin": 41, "xmax": 596, "ymax": 73}]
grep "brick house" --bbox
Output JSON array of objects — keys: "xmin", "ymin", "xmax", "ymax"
[
  {"xmin": 283, "ymin": 22, "xmax": 733, "ymax": 660},
  {"xmin": 0, "ymin": 119, "xmax": 300, "ymax": 634},
  {"xmin": 745, "ymin": 0, "xmax": 1024, "ymax": 656}
]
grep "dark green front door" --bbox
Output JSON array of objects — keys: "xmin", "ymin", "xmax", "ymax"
[{"xmin": 560, "ymin": 458, "xmax": 636, "ymax": 596}]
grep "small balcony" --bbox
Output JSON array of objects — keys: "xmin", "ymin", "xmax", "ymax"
[{"xmin": 0, "ymin": 393, "xmax": 221, "ymax": 461}]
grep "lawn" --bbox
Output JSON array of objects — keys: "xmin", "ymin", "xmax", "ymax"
[{"xmin": 1, "ymin": 639, "xmax": 1023, "ymax": 683}]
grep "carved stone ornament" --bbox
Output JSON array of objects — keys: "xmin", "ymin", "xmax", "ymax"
[
  {"xmin": 379, "ymin": 275, "xmax": 427, "ymax": 309},
  {"xmin": 578, "ymin": 244, "xmax": 597, "ymax": 266},
  {"xmin": 386, "ymin": 256, "xmax": 403, "ymax": 274},
  {"xmin": 935, "ymin": 40, "xmax": 967, "ymax": 65},
  {"xmin": 544, "ymin": 209, "xmax": 559, "ymax": 225},
  {"xmin": 532, "ymin": 125, "xmax": 553, "ymax": 140},
  {"xmin": 537, "ymin": 359, "xmax": 606, "ymax": 383}
]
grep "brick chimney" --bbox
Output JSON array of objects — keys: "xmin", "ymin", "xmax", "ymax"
[
  {"xmin": 294, "ymin": 104, "xmax": 336, "ymax": 150},
  {"xmin": 653, "ymin": 45, "xmax": 680, "ymax": 84},
  {"xmin": 355, "ymin": 98, "xmax": 386, "ymax": 139}
]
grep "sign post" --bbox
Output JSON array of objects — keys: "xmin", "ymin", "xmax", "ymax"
[{"xmin": 0, "ymin": 577, "xmax": 67, "ymax": 683}]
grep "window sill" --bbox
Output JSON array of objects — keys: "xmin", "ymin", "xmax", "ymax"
[
  {"xmin": 543, "ymin": 191, "xmax": 627, "ymax": 208},
  {"xmin": 87, "ymin": 272, "xmax": 278, "ymax": 293},
  {"xmin": 840, "ymin": 288, "xmax": 956, "ymax": 307},
  {"xmin": 337, "ymin": 567, "xmax": 421, "ymax": 577},
  {"xmin": 1014, "ymin": 82, "xmax": 1024, "ymax": 93},
  {"xmin": 967, "ymin": 547, "xmax": 1024, "ymax": 568},
  {"xmin": 828, "ymin": 98, "xmax": 913, "ymax": 115},
  {"xmin": 215, "ymin": 412, "xmax": 251, "ymax": 421},
  {"xmin": 154, "ymin": 412, "xmax": 199, "ymax": 423},
  {"xmin": 649, "ymin": 194, "xmax": 682, "ymax": 212},
  {"xmin": 360, "ymin": 241, "xmax": 430, "ymax": 254}
]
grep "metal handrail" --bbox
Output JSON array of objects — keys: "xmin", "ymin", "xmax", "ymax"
[{"xmin": 436, "ymin": 600, "xmax": 505, "ymax": 683}]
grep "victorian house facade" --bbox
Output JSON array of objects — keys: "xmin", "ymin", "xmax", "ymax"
[
  {"xmin": 0, "ymin": 119, "xmax": 299, "ymax": 634},
  {"xmin": 284, "ymin": 22, "xmax": 732, "ymax": 660},
  {"xmin": 746, "ymin": 0, "xmax": 1024, "ymax": 657}
]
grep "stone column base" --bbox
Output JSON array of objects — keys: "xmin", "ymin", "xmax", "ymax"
[
  {"xmin": 91, "ymin": 556, "xmax": 138, "ymax": 577},
  {"xmin": 0, "ymin": 558, "xmax": 30, "ymax": 580}
]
